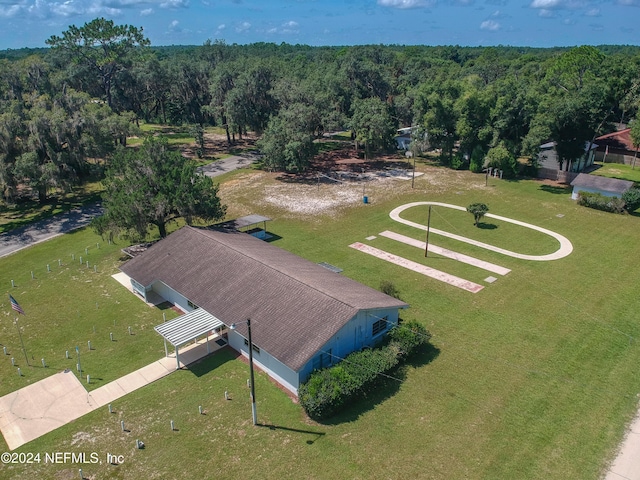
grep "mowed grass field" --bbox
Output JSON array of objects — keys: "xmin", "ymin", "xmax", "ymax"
[{"xmin": 2, "ymin": 165, "xmax": 640, "ymax": 479}]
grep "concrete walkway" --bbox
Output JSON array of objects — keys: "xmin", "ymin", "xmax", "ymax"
[
  {"xmin": 0, "ymin": 338, "xmax": 225, "ymax": 451},
  {"xmin": 605, "ymin": 408, "xmax": 640, "ymax": 480},
  {"xmin": 389, "ymin": 201, "xmax": 574, "ymax": 261}
]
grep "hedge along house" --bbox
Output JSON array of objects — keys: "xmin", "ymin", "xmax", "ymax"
[
  {"xmin": 569, "ymin": 173, "xmax": 634, "ymax": 200},
  {"xmin": 119, "ymin": 226, "xmax": 408, "ymax": 395}
]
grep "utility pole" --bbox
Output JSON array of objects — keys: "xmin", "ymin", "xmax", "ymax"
[{"xmin": 424, "ymin": 205, "xmax": 432, "ymax": 258}]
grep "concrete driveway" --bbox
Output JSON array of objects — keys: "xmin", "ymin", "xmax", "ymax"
[{"xmin": 196, "ymin": 154, "xmax": 258, "ymax": 178}]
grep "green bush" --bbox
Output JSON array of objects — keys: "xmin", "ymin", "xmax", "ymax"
[
  {"xmin": 388, "ymin": 321, "xmax": 431, "ymax": 359},
  {"xmin": 469, "ymin": 146, "xmax": 485, "ymax": 173},
  {"xmin": 380, "ymin": 280, "xmax": 401, "ymax": 299},
  {"xmin": 577, "ymin": 191, "xmax": 626, "ymax": 214},
  {"xmin": 450, "ymin": 153, "xmax": 466, "ymax": 170},
  {"xmin": 485, "ymin": 142, "xmax": 518, "ymax": 178},
  {"xmin": 622, "ymin": 187, "xmax": 640, "ymax": 212},
  {"xmin": 299, "ymin": 321, "xmax": 431, "ymax": 420}
]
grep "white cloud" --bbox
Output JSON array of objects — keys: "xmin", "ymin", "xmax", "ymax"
[
  {"xmin": 0, "ymin": 4, "xmax": 24, "ymax": 18},
  {"xmin": 160, "ymin": 0, "xmax": 188, "ymax": 8},
  {"xmin": 377, "ymin": 0, "xmax": 431, "ymax": 9},
  {"xmin": 235, "ymin": 21, "xmax": 251, "ymax": 33},
  {"xmin": 6, "ymin": 0, "xmax": 191, "ymax": 21},
  {"xmin": 530, "ymin": 0, "xmax": 562, "ymax": 7},
  {"xmin": 584, "ymin": 7, "xmax": 599, "ymax": 15},
  {"xmin": 216, "ymin": 23, "xmax": 225, "ymax": 30},
  {"xmin": 480, "ymin": 19, "xmax": 500, "ymax": 30},
  {"xmin": 530, "ymin": 0, "xmax": 591, "ymax": 9},
  {"xmin": 267, "ymin": 20, "xmax": 300, "ymax": 35},
  {"xmin": 538, "ymin": 8, "xmax": 554, "ymax": 16}
]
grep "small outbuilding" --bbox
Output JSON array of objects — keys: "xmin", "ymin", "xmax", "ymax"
[
  {"xmin": 569, "ymin": 173, "xmax": 634, "ymax": 200},
  {"xmin": 119, "ymin": 226, "xmax": 408, "ymax": 395}
]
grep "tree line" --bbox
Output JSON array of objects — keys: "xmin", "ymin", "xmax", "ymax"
[{"xmin": 2, "ymin": 17, "xmax": 640, "ymax": 207}]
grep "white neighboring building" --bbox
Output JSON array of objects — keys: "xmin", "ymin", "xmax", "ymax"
[{"xmin": 569, "ymin": 173, "xmax": 634, "ymax": 200}]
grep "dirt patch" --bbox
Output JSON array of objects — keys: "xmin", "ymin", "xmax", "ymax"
[
  {"xmin": 218, "ymin": 146, "xmax": 488, "ymax": 219},
  {"xmin": 182, "ymin": 132, "xmax": 258, "ymax": 160}
]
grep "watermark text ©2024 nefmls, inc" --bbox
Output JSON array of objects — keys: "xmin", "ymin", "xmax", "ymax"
[{"xmin": 2, "ymin": 451, "xmax": 125, "ymax": 465}]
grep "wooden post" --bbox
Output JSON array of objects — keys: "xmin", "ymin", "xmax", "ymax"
[{"xmin": 424, "ymin": 205, "xmax": 432, "ymax": 258}]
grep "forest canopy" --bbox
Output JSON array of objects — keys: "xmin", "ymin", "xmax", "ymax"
[{"xmin": 1, "ymin": 19, "xmax": 640, "ymax": 205}]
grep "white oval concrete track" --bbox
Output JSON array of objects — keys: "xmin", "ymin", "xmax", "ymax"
[{"xmin": 389, "ymin": 201, "xmax": 573, "ymax": 261}]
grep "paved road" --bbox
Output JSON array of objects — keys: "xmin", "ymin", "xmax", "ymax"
[
  {"xmin": 0, "ymin": 202, "xmax": 103, "ymax": 258},
  {"xmin": 0, "ymin": 155, "xmax": 257, "ymax": 259},
  {"xmin": 196, "ymin": 154, "xmax": 258, "ymax": 178}
]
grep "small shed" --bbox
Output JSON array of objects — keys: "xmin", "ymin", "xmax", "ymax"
[
  {"xmin": 217, "ymin": 214, "xmax": 271, "ymax": 239},
  {"xmin": 570, "ymin": 173, "xmax": 633, "ymax": 200}
]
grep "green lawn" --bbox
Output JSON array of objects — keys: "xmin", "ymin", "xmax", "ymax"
[
  {"xmin": 1, "ymin": 168, "xmax": 640, "ymax": 479},
  {"xmin": 0, "ymin": 228, "xmax": 179, "ymax": 397},
  {"xmin": 592, "ymin": 161, "xmax": 640, "ymax": 183}
]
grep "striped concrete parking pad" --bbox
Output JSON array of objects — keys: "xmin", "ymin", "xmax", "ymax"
[{"xmin": 349, "ymin": 242, "xmax": 485, "ymax": 293}]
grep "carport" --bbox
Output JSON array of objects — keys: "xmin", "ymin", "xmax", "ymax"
[{"xmin": 155, "ymin": 308, "xmax": 226, "ymax": 369}]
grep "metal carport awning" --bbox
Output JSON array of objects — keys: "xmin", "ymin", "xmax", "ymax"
[{"xmin": 155, "ymin": 308, "xmax": 225, "ymax": 369}]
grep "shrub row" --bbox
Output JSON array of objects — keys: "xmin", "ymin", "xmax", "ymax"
[
  {"xmin": 623, "ymin": 187, "xmax": 640, "ymax": 212},
  {"xmin": 577, "ymin": 191, "xmax": 626, "ymax": 214},
  {"xmin": 298, "ymin": 321, "xmax": 431, "ymax": 420}
]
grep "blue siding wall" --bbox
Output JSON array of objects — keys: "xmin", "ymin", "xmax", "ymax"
[
  {"xmin": 228, "ymin": 331, "xmax": 299, "ymax": 395},
  {"xmin": 298, "ymin": 307, "xmax": 401, "ymax": 384}
]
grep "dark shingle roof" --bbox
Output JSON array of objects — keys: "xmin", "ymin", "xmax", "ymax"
[
  {"xmin": 120, "ymin": 227, "xmax": 408, "ymax": 371},
  {"xmin": 570, "ymin": 173, "xmax": 634, "ymax": 194}
]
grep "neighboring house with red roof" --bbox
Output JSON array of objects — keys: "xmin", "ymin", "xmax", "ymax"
[
  {"xmin": 595, "ymin": 128, "xmax": 639, "ymax": 166},
  {"xmin": 120, "ymin": 226, "xmax": 408, "ymax": 395}
]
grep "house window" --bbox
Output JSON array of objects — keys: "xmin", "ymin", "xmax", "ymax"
[
  {"xmin": 243, "ymin": 338, "xmax": 260, "ymax": 354},
  {"xmin": 312, "ymin": 349, "xmax": 332, "ymax": 371},
  {"xmin": 187, "ymin": 300, "xmax": 198, "ymax": 309},
  {"xmin": 321, "ymin": 349, "xmax": 332, "ymax": 368},
  {"xmin": 372, "ymin": 317, "xmax": 388, "ymax": 337}
]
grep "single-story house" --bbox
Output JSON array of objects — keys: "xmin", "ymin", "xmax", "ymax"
[
  {"xmin": 537, "ymin": 141, "xmax": 598, "ymax": 182},
  {"xmin": 595, "ymin": 128, "xmax": 639, "ymax": 166},
  {"xmin": 120, "ymin": 226, "xmax": 408, "ymax": 396},
  {"xmin": 569, "ymin": 173, "xmax": 634, "ymax": 200}
]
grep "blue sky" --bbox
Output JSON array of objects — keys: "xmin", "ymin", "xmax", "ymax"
[{"xmin": 0, "ymin": 0, "xmax": 638, "ymax": 50}]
